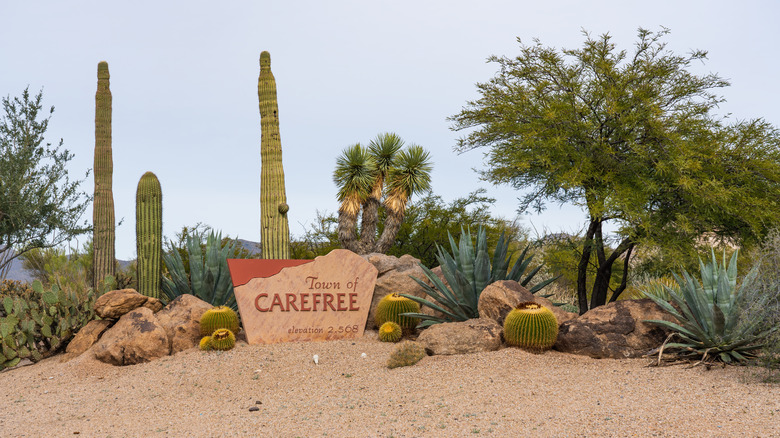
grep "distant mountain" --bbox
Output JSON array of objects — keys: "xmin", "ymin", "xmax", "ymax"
[
  {"xmin": 3, "ymin": 250, "xmax": 33, "ymax": 283},
  {"xmin": 237, "ymin": 239, "xmax": 262, "ymax": 256}
]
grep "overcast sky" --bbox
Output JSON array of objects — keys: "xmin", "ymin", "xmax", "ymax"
[{"xmin": 3, "ymin": 1, "xmax": 779, "ymax": 260}]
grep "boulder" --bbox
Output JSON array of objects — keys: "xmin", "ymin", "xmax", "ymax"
[
  {"xmin": 143, "ymin": 297, "xmax": 165, "ymax": 313},
  {"xmin": 62, "ymin": 319, "xmax": 113, "ymax": 361},
  {"xmin": 417, "ymin": 318, "xmax": 502, "ymax": 355},
  {"xmin": 362, "ymin": 253, "xmax": 431, "ymax": 329},
  {"xmin": 92, "ymin": 307, "xmax": 170, "ymax": 365},
  {"xmin": 554, "ymin": 299, "xmax": 676, "ymax": 359},
  {"xmin": 155, "ymin": 295, "xmax": 215, "ymax": 354},
  {"xmin": 478, "ymin": 280, "xmax": 577, "ymax": 327},
  {"xmin": 94, "ymin": 289, "xmax": 153, "ymax": 319}
]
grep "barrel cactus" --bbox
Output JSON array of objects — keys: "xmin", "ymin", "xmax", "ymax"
[
  {"xmin": 258, "ymin": 50, "xmax": 290, "ymax": 259},
  {"xmin": 375, "ymin": 293, "xmax": 420, "ymax": 329},
  {"xmin": 136, "ymin": 171, "xmax": 163, "ymax": 299},
  {"xmin": 378, "ymin": 321, "xmax": 403, "ymax": 343},
  {"xmin": 200, "ymin": 306, "xmax": 240, "ymax": 336},
  {"xmin": 210, "ymin": 328, "xmax": 236, "ymax": 351},
  {"xmin": 199, "ymin": 336, "xmax": 212, "ymax": 351},
  {"xmin": 503, "ymin": 302, "xmax": 558, "ymax": 351},
  {"xmin": 93, "ymin": 60, "xmax": 115, "ymax": 287},
  {"xmin": 387, "ymin": 340, "xmax": 426, "ymax": 369}
]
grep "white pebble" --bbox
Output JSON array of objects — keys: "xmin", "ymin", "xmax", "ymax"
[
  {"xmin": 360, "ymin": 353, "xmax": 367, "ymax": 358},
  {"xmin": 313, "ymin": 354, "xmax": 319, "ymax": 365}
]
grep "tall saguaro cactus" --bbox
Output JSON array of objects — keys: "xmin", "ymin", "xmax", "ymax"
[
  {"xmin": 258, "ymin": 51, "xmax": 290, "ymax": 259},
  {"xmin": 93, "ymin": 61, "xmax": 115, "ymax": 287},
  {"xmin": 136, "ymin": 171, "xmax": 162, "ymax": 298}
]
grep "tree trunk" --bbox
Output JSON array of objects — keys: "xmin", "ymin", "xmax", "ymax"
[
  {"xmin": 373, "ymin": 208, "xmax": 405, "ymax": 254},
  {"xmin": 577, "ymin": 219, "xmax": 599, "ymax": 315},
  {"xmin": 609, "ymin": 243, "xmax": 634, "ymax": 303},
  {"xmin": 358, "ymin": 196, "xmax": 380, "ymax": 254},
  {"xmin": 337, "ymin": 210, "xmax": 360, "ymax": 253}
]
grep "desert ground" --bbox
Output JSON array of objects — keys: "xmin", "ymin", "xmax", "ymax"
[{"xmin": 1, "ymin": 331, "xmax": 778, "ymax": 438}]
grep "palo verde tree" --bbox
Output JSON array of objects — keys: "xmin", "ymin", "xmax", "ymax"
[
  {"xmin": 0, "ymin": 88, "xmax": 91, "ymax": 279},
  {"xmin": 334, "ymin": 132, "xmax": 432, "ymax": 254},
  {"xmin": 450, "ymin": 28, "xmax": 780, "ymax": 314}
]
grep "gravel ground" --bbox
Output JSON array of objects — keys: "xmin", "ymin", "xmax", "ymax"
[{"xmin": 1, "ymin": 332, "xmax": 778, "ymax": 438}]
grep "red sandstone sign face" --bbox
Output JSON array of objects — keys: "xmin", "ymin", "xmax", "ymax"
[{"xmin": 229, "ymin": 250, "xmax": 378, "ymax": 344}]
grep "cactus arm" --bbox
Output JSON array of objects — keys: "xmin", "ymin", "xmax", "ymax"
[
  {"xmin": 93, "ymin": 61, "xmax": 116, "ymax": 287},
  {"xmin": 135, "ymin": 172, "xmax": 163, "ymax": 299}
]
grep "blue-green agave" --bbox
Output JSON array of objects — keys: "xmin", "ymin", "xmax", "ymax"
[
  {"xmin": 644, "ymin": 250, "xmax": 778, "ymax": 363},
  {"xmin": 400, "ymin": 226, "xmax": 558, "ymax": 328},
  {"xmin": 162, "ymin": 230, "xmax": 240, "ymax": 310}
]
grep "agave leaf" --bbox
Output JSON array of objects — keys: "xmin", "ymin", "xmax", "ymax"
[
  {"xmin": 187, "ymin": 233, "xmax": 206, "ymax": 296},
  {"xmin": 491, "ymin": 232, "xmax": 510, "ymax": 282},
  {"xmin": 473, "ymin": 248, "xmax": 491, "ymax": 301},
  {"xmin": 507, "ymin": 246, "xmax": 533, "ymax": 282},
  {"xmin": 529, "ymin": 276, "xmax": 559, "ymax": 294},
  {"xmin": 520, "ymin": 264, "xmax": 544, "ymax": 287}
]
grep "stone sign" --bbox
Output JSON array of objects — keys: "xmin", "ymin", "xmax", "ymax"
[{"xmin": 228, "ymin": 249, "xmax": 378, "ymax": 344}]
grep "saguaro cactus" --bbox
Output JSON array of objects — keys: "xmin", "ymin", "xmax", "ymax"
[
  {"xmin": 93, "ymin": 60, "xmax": 115, "ymax": 287},
  {"xmin": 258, "ymin": 51, "xmax": 290, "ymax": 259},
  {"xmin": 136, "ymin": 171, "xmax": 162, "ymax": 298}
]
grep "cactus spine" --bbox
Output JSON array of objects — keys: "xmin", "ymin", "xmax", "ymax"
[
  {"xmin": 210, "ymin": 328, "xmax": 236, "ymax": 351},
  {"xmin": 258, "ymin": 51, "xmax": 290, "ymax": 259},
  {"xmin": 375, "ymin": 293, "xmax": 420, "ymax": 329},
  {"xmin": 93, "ymin": 61, "xmax": 115, "ymax": 287},
  {"xmin": 136, "ymin": 172, "xmax": 162, "ymax": 298},
  {"xmin": 378, "ymin": 321, "xmax": 403, "ymax": 343},
  {"xmin": 503, "ymin": 302, "xmax": 559, "ymax": 351},
  {"xmin": 200, "ymin": 306, "xmax": 241, "ymax": 336}
]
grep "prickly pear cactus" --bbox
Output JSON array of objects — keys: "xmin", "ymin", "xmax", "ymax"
[
  {"xmin": 375, "ymin": 293, "xmax": 420, "ymax": 329},
  {"xmin": 386, "ymin": 340, "xmax": 426, "ymax": 369},
  {"xmin": 503, "ymin": 302, "xmax": 558, "ymax": 351},
  {"xmin": 93, "ymin": 60, "xmax": 115, "ymax": 287},
  {"xmin": 136, "ymin": 171, "xmax": 163, "ymax": 299},
  {"xmin": 258, "ymin": 50, "xmax": 291, "ymax": 259},
  {"xmin": 0, "ymin": 280, "xmax": 96, "ymax": 370},
  {"xmin": 378, "ymin": 321, "xmax": 403, "ymax": 343},
  {"xmin": 199, "ymin": 306, "xmax": 240, "ymax": 336},
  {"xmin": 209, "ymin": 328, "xmax": 236, "ymax": 351}
]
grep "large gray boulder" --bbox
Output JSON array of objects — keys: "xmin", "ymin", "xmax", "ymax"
[
  {"xmin": 554, "ymin": 299, "xmax": 676, "ymax": 359},
  {"xmin": 417, "ymin": 318, "xmax": 502, "ymax": 355},
  {"xmin": 92, "ymin": 307, "xmax": 170, "ymax": 365}
]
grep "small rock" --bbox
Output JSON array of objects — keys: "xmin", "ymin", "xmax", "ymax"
[{"xmin": 248, "ymin": 407, "xmax": 259, "ymax": 412}]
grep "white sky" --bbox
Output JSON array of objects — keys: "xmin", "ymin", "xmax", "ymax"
[{"xmin": 3, "ymin": 1, "xmax": 779, "ymax": 260}]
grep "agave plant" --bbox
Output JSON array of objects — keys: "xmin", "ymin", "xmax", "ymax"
[
  {"xmin": 400, "ymin": 226, "xmax": 557, "ymax": 328},
  {"xmin": 162, "ymin": 230, "xmax": 240, "ymax": 310},
  {"xmin": 645, "ymin": 249, "xmax": 778, "ymax": 363}
]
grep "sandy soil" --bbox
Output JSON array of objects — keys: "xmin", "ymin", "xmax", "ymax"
[{"xmin": 1, "ymin": 332, "xmax": 778, "ymax": 438}]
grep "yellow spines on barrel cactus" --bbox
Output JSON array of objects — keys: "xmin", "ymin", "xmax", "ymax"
[
  {"xmin": 136, "ymin": 171, "xmax": 163, "ymax": 299},
  {"xmin": 503, "ymin": 302, "xmax": 558, "ymax": 351},
  {"xmin": 210, "ymin": 329, "xmax": 236, "ymax": 351},
  {"xmin": 378, "ymin": 321, "xmax": 402, "ymax": 343},
  {"xmin": 386, "ymin": 340, "xmax": 426, "ymax": 369},
  {"xmin": 200, "ymin": 306, "xmax": 241, "ymax": 336},
  {"xmin": 199, "ymin": 336, "xmax": 212, "ymax": 351},
  {"xmin": 375, "ymin": 293, "xmax": 420, "ymax": 329},
  {"xmin": 258, "ymin": 50, "xmax": 290, "ymax": 259},
  {"xmin": 93, "ymin": 60, "xmax": 115, "ymax": 288}
]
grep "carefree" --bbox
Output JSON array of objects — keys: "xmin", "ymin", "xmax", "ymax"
[{"xmin": 254, "ymin": 292, "xmax": 360, "ymax": 312}]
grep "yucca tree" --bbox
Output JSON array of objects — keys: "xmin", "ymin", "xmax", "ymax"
[{"xmin": 333, "ymin": 133, "xmax": 432, "ymax": 254}]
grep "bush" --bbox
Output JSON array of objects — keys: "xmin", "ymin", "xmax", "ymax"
[{"xmin": 745, "ymin": 232, "xmax": 780, "ymax": 377}]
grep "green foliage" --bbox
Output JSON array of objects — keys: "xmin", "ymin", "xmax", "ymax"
[
  {"xmin": 162, "ymin": 230, "xmax": 244, "ymax": 310},
  {"xmin": 744, "ymin": 231, "xmax": 780, "ymax": 375},
  {"xmin": 374, "ymin": 293, "xmax": 420, "ymax": 329},
  {"xmin": 402, "ymin": 226, "xmax": 557, "ymax": 328},
  {"xmin": 378, "ymin": 321, "xmax": 403, "ymax": 343},
  {"xmin": 209, "ymin": 328, "xmax": 236, "ymax": 351},
  {"xmin": 387, "ymin": 189, "xmax": 526, "ymax": 268},
  {"xmin": 290, "ymin": 212, "xmax": 340, "ymax": 259},
  {"xmin": 136, "ymin": 171, "xmax": 162, "ymax": 298},
  {"xmin": 451, "ymin": 28, "xmax": 780, "ymax": 314},
  {"xmin": 632, "ymin": 276, "xmax": 679, "ymax": 301},
  {"xmin": 199, "ymin": 306, "xmax": 241, "ymax": 336},
  {"xmin": 0, "ymin": 279, "xmax": 95, "ymax": 370},
  {"xmin": 334, "ymin": 133, "xmax": 433, "ymax": 254},
  {"xmin": 386, "ymin": 340, "xmax": 426, "ymax": 369},
  {"xmin": 93, "ymin": 60, "xmax": 116, "ymax": 288},
  {"xmin": 258, "ymin": 50, "xmax": 291, "ymax": 259},
  {"xmin": 0, "ymin": 87, "xmax": 91, "ymax": 279},
  {"xmin": 503, "ymin": 302, "xmax": 558, "ymax": 351},
  {"xmin": 645, "ymin": 250, "xmax": 777, "ymax": 364}
]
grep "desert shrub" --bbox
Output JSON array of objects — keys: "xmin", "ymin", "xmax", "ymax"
[{"xmin": 745, "ymin": 232, "xmax": 780, "ymax": 376}]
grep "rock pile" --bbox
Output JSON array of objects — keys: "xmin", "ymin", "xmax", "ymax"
[{"xmin": 64, "ymin": 290, "xmax": 214, "ymax": 366}]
